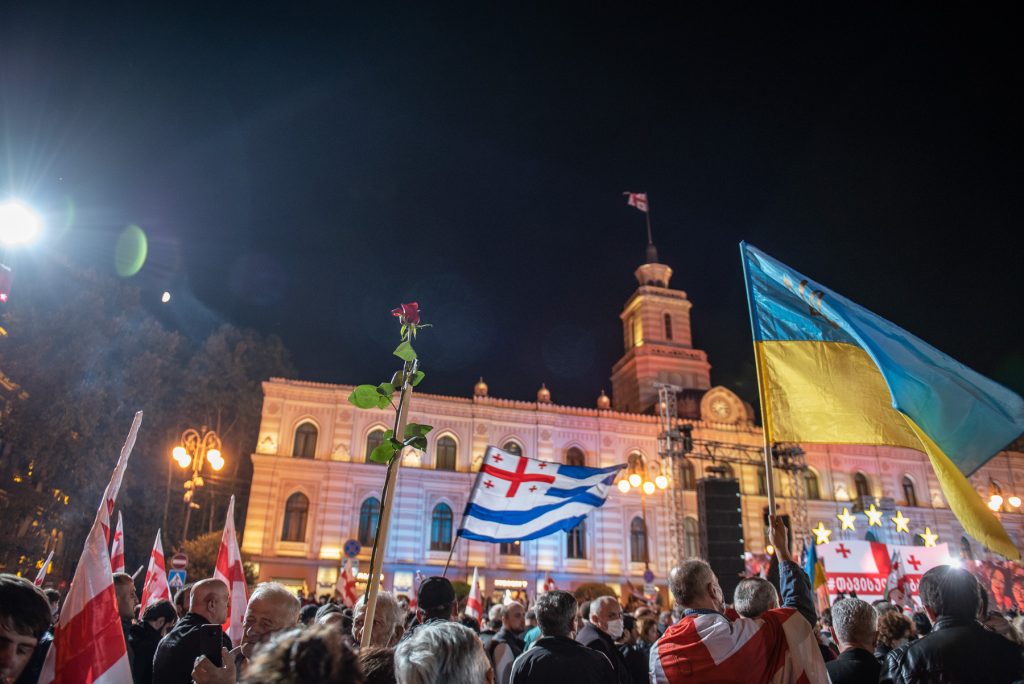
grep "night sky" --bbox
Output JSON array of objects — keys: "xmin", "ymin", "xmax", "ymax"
[{"xmin": 2, "ymin": 4, "xmax": 1021, "ymax": 411}]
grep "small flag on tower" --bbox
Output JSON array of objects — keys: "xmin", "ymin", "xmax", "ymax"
[
  {"xmin": 110, "ymin": 511, "xmax": 125, "ymax": 573},
  {"xmin": 140, "ymin": 530, "xmax": 171, "ymax": 609},
  {"xmin": 624, "ymin": 192, "xmax": 648, "ymax": 212}
]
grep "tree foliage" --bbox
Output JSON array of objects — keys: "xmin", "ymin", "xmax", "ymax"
[
  {"xmin": 0, "ymin": 263, "xmax": 294, "ymax": 579},
  {"xmin": 177, "ymin": 530, "xmax": 258, "ymax": 587}
]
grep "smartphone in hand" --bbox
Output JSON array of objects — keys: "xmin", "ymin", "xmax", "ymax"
[{"xmin": 198, "ymin": 623, "xmax": 224, "ymax": 667}]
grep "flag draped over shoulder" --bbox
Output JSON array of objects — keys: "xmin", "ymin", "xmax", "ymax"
[
  {"xmin": 740, "ymin": 243, "xmax": 1024, "ymax": 559},
  {"xmin": 457, "ymin": 446, "xmax": 623, "ymax": 543},
  {"xmin": 214, "ymin": 495, "xmax": 248, "ymax": 646},
  {"xmin": 41, "ymin": 411, "xmax": 143, "ymax": 684}
]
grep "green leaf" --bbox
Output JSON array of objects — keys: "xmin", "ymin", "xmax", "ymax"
[
  {"xmin": 376, "ymin": 394, "xmax": 391, "ymax": 409},
  {"xmin": 405, "ymin": 435, "xmax": 428, "ymax": 450},
  {"xmin": 383, "ymin": 430, "xmax": 394, "ymax": 441},
  {"xmin": 377, "ymin": 382, "xmax": 395, "ymax": 396},
  {"xmin": 411, "ymin": 371, "xmax": 425, "ymax": 386},
  {"xmin": 369, "ymin": 441, "xmax": 397, "ymax": 464},
  {"xmin": 348, "ymin": 385, "xmax": 381, "ymax": 409},
  {"xmin": 404, "ymin": 423, "xmax": 433, "ymax": 439},
  {"xmin": 393, "ymin": 340, "xmax": 417, "ymax": 362}
]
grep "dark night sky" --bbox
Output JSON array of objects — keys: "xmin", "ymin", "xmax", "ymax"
[{"xmin": 2, "ymin": 4, "xmax": 1021, "ymax": 411}]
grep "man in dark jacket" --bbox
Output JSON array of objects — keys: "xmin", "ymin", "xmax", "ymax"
[
  {"xmin": 487, "ymin": 601, "xmax": 526, "ymax": 684},
  {"xmin": 113, "ymin": 572, "xmax": 139, "ymax": 672},
  {"xmin": 510, "ymin": 590, "xmax": 616, "ymax": 684},
  {"xmin": 152, "ymin": 578, "xmax": 231, "ymax": 684},
  {"xmin": 825, "ymin": 597, "xmax": 880, "ymax": 684},
  {"xmin": 881, "ymin": 565, "xmax": 1023, "ymax": 683},
  {"xmin": 577, "ymin": 596, "xmax": 632, "ymax": 684},
  {"xmin": 128, "ymin": 599, "xmax": 176, "ymax": 684}
]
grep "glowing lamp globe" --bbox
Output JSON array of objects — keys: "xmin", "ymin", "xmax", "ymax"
[
  {"xmin": 173, "ymin": 446, "xmax": 191, "ymax": 468},
  {"xmin": 988, "ymin": 495, "xmax": 1003, "ymax": 511},
  {"xmin": 1009, "ymin": 496, "xmax": 1022, "ymax": 508},
  {"xmin": 617, "ymin": 479, "xmax": 631, "ymax": 494},
  {"xmin": 643, "ymin": 481, "xmax": 655, "ymax": 495},
  {"xmin": 207, "ymin": 449, "xmax": 224, "ymax": 471},
  {"xmin": 655, "ymin": 475, "xmax": 668, "ymax": 489},
  {"xmin": 628, "ymin": 473, "xmax": 642, "ymax": 488}
]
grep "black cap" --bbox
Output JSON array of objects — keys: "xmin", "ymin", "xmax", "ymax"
[{"xmin": 417, "ymin": 576, "xmax": 456, "ymax": 611}]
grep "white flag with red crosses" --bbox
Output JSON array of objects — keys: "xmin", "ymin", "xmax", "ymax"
[{"xmin": 819, "ymin": 540, "xmax": 949, "ymax": 604}]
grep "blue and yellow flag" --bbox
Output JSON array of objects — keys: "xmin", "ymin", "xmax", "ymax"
[{"xmin": 741, "ymin": 243, "xmax": 1024, "ymax": 560}]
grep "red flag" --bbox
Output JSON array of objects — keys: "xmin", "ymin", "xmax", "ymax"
[
  {"xmin": 139, "ymin": 530, "xmax": 171, "ymax": 610},
  {"xmin": 624, "ymin": 192, "xmax": 648, "ymax": 212},
  {"xmin": 214, "ymin": 495, "xmax": 248, "ymax": 646},
  {"xmin": 110, "ymin": 512, "xmax": 125, "ymax": 574},
  {"xmin": 335, "ymin": 561, "xmax": 359, "ymax": 608},
  {"xmin": 465, "ymin": 567, "xmax": 483, "ymax": 623},
  {"xmin": 40, "ymin": 412, "xmax": 143, "ymax": 684},
  {"xmin": 35, "ymin": 550, "xmax": 54, "ymax": 587},
  {"xmin": 543, "ymin": 573, "xmax": 557, "ymax": 593}
]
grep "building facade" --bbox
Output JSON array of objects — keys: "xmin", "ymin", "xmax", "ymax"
[{"xmin": 242, "ymin": 249, "xmax": 1024, "ymax": 603}]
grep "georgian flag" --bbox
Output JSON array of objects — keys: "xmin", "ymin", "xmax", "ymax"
[
  {"xmin": 214, "ymin": 496, "xmax": 248, "ymax": 646},
  {"xmin": 819, "ymin": 540, "xmax": 950, "ymax": 604},
  {"xmin": 465, "ymin": 567, "xmax": 483, "ymax": 623},
  {"xmin": 110, "ymin": 512, "xmax": 125, "ymax": 574},
  {"xmin": 35, "ymin": 550, "xmax": 54, "ymax": 587},
  {"xmin": 139, "ymin": 530, "xmax": 171, "ymax": 610},
  {"xmin": 624, "ymin": 192, "xmax": 648, "ymax": 212},
  {"xmin": 335, "ymin": 560, "xmax": 359, "ymax": 609},
  {"xmin": 457, "ymin": 446, "xmax": 623, "ymax": 544},
  {"xmin": 543, "ymin": 573, "xmax": 557, "ymax": 593}
]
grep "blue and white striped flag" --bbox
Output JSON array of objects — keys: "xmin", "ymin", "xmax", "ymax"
[{"xmin": 457, "ymin": 446, "xmax": 624, "ymax": 543}]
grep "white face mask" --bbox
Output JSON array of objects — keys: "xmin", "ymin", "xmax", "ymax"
[{"xmin": 606, "ymin": 618, "xmax": 624, "ymax": 639}]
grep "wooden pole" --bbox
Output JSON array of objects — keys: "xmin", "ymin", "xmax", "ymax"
[
  {"xmin": 360, "ymin": 359, "xmax": 417, "ymax": 648},
  {"xmin": 442, "ymin": 536, "xmax": 459, "ymax": 578}
]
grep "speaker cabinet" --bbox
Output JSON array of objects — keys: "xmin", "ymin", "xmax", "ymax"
[{"xmin": 697, "ymin": 477, "xmax": 745, "ymax": 600}]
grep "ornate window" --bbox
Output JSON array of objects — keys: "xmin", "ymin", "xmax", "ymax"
[
  {"xmin": 804, "ymin": 470, "xmax": 821, "ymax": 500},
  {"xmin": 631, "ymin": 316, "xmax": 643, "ymax": 347},
  {"xmin": 430, "ymin": 503, "xmax": 453, "ymax": 551},
  {"xmin": 281, "ymin": 492, "xmax": 309, "ymax": 542},
  {"xmin": 681, "ymin": 459, "xmax": 696, "ymax": 490},
  {"xmin": 684, "ymin": 517, "xmax": 700, "ymax": 558},
  {"xmin": 630, "ymin": 517, "xmax": 648, "ymax": 563},
  {"xmin": 854, "ymin": 472, "xmax": 871, "ymax": 500},
  {"xmin": 292, "ymin": 422, "xmax": 317, "ymax": 459},
  {"xmin": 567, "ymin": 520, "xmax": 587, "ymax": 559},
  {"xmin": 358, "ymin": 498, "xmax": 380, "ymax": 546},
  {"xmin": 502, "ymin": 441, "xmax": 523, "ymax": 457},
  {"xmin": 902, "ymin": 476, "xmax": 918, "ymax": 507},
  {"xmin": 565, "ymin": 447, "xmax": 585, "ymax": 467},
  {"xmin": 664, "ymin": 313, "xmax": 673, "ymax": 341},
  {"xmin": 499, "ymin": 541, "xmax": 521, "ymax": 556},
  {"xmin": 366, "ymin": 429, "xmax": 387, "ymax": 464},
  {"xmin": 435, "ymin": 436, "xmax": 457, "ymax": 471}
]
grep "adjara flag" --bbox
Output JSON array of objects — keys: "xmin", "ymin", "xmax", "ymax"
[
  {"xmin": 214, "ymin": 495, "xmax": 248, "ymax": 646},
  {"xmin": 40, "ymin": 411, "xmax": 143, "ymax": 684},
  {"xmin": 109, "ymin": 511, "xmax": 125, "ymax": 574},
  {"xmin": 624, "ymin": 191, "xmax": 648, "ymax": 212},
  {"xmin": 139, "ymin": 529, "xmax": 171, "ymax": 610},
  {"xmin": 465, "ymin": 567, "xmax": 483, "ymax": 623}
]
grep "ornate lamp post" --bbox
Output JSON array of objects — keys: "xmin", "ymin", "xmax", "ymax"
[
  {"xmin": 172, "ymin": 426, "xmax": 225, "ymax": 540},
  {"xmin": 617, "ymin": 457, "xmax": 669, "ymax": 570}
]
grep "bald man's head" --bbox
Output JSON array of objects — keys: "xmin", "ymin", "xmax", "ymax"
[{"xmin": 189, "ymin": 579, "xmax": 229, "ymax": 625}]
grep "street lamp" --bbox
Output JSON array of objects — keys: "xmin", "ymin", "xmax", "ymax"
[
  {"xmin": 618, "ymin": 456, "xmax": 669, "ymax": 570},
  {"xmin": 173, "ymin": 426, "xmax": 224, "ymax": 540}
]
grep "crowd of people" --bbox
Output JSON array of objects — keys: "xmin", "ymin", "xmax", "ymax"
[{"xmin": 2, "ymin": 517, "xmax": 1022, "ymax": 683}]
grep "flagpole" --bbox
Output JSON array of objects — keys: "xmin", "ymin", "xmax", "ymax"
[
  {"xmin": 739, "ymin": 243, "xmax": 777, "ymax": 517},
  {"xmin": 645, "ymin": 196, "xmax": 654, "ymax": 246},
  {"xmin": 360, "ymin": 359, "xmax": 418, "ymax": 649},
  {"xmin": 445, "ymin": 451, "xmax": 487, "ymax": 578},
  {"xmin": 442, "ymin": 536, "xmax": 459, "ymax": 577}
]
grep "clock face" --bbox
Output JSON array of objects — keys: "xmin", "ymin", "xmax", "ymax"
[{"xmin": 711, "ymin": 398, "xmax": 730, "ymax": 419}]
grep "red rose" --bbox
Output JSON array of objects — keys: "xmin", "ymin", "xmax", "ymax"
[{"xmin": 391, "ymin": 302, "xmax": 420, "ymax": 325}]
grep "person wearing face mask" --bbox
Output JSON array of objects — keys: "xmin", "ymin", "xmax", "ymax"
[
  {"xmin": 576, "ymin": 595, "xmax": 632, "ymax": 684},
  {"xmin": 510, "ymin": 590, "xmax": 616, "ymax": 684},
  {"xmin": 650, "ymin": 516, "xmax": 828, "ymax": 684}
]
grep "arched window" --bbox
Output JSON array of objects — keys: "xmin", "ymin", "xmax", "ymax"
[
  {"xmin": 681, "ymin": 460, "xmax": 696, "ymax": 490},
  {"xmin": 567, "ymin": 520, "xmax": 587, "ymax": 559},
  {"xmin": 500, "ymin": 541, "xmax": 520, "ymax": 556},
  {"xmin": 435, "ymin": 436, "xmax": 457, "ymax": 471},
  {"xmin": 684, "ymin": 517, "xmax": 699, "ymax": 558},
  {"xmin": 502, "ymin": 441, "xmax": 523, "ymax": 457},
  {"xmin": 366, "ymin": 429, "xmax": 387, "ymax": 464},
  {"xmin": 292, "ymin": 422, "xmax": 318, "ymax": 458},
  {"xmin": 854, "ymin": 472, "xmax": 871, "ymax": 500},
  {"xmin": 804, "ymin": 470, "xmax": 821, "ymax": 500},
  {"xmin": 430, "ymin": 503, "xmax": 453, "ymax": 551},
  {"xmin": 630, "ymin": 517, "xmax": 648, "ymax": 563},
  {"xmin": 281, "ymin": 492, "xmax": 309, "ymax": 542},
  {"xmin": 902, "ymin": 476, "xmax": 918, "ymax": 507},
  {"xmin": 358, "ymin": 498, "xmax": 380, "ymax": 546},
  {"xmin": 565, "ymin": 447, "xmax": 585, "ymax": 467},
  {"xmin": 664, "ymin": 313, "xmax": 673, "ymax": 341}
]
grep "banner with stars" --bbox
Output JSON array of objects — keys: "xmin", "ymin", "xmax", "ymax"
[
  {"xmin": 458, "ymin": 446, "xmax": 623, "ymax": 543},
  {"xmin": 819, "ymin": 540, "xmax": 950, "ymax": 605}
]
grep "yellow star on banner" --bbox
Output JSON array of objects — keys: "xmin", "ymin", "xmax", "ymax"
[
  {"xmin": 837, "ymin": 507, "xmax": 857, "ymax": 531},
  {"xmin": 865, "ymin": 503, "xmax": 884, "ymax": 527},
  {"xmin": 891, "ymin": 510, "xmax": 911, "ymax": 534},
  {"xmin": 919, "ymin": 527, "xmax": 939, "ymax": 547},
  {"xmin": 812, "ymin": 521, "xmax": 832, "ymax": 545}
]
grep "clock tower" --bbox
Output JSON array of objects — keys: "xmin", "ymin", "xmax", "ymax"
[{"xmin": 610, "ymin": 243, "xmax": 712, "ymax": 414}]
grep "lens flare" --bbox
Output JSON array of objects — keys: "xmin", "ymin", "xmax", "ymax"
[{"xmin": 114, "ymin": 225, "xmax": 148, "ymax": 277}]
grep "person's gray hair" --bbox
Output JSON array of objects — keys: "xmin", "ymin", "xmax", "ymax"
[
  {"xmin": 500, "ymin": 601, "xmax": 524, "ymax": 619},
  {"xmin": 534, "ymin": 590, "xmax": 577, "ymax": 637},
  {"xmin": 249, "ymin": 582, "xmax": 302, "ymax": 625},
  {"xmin": 669, "ymin": 560, "xmax": 716, "ymax": 607},
  {"xmin": 831, "ymin": 598, "xmax": 877, "ymax": 646},
  {"xmin": 733, "ymin": 578, "xmax": 779, "ymax": 618},
  {"xmin": 355, "ymin": 590, "xmax": 405, "ymax": 631},
  {"xmin": 487, "ymin": 604, "xmax": 503, "ymax": 621},
  {"xmin": 394, "ymin": 621, "xmax": 489, "ymax": 684},
  {"xmin": 589, "ymin": 595, "xmax": 618, "ymax": 620}
]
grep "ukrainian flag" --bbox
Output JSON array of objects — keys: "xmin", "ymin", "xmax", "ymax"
[{"xmin": 741, "ymin": 243, "xmax": 1024, "ymax": 560}]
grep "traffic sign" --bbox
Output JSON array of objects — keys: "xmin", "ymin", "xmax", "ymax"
[
  {"xmin": 170, "ymin": 553, "xmax": 188, "ymax": 570},
  {"xmin": 168, "ymin": 569, "xmax": 187, "ymax": 592},
  {"xmin": 343, "ymin": 539, "xmax": 361, "ymax": 558},
  {"xmin": 643, "ymin": 568, "xmax": 655, "ymax": 583}
]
